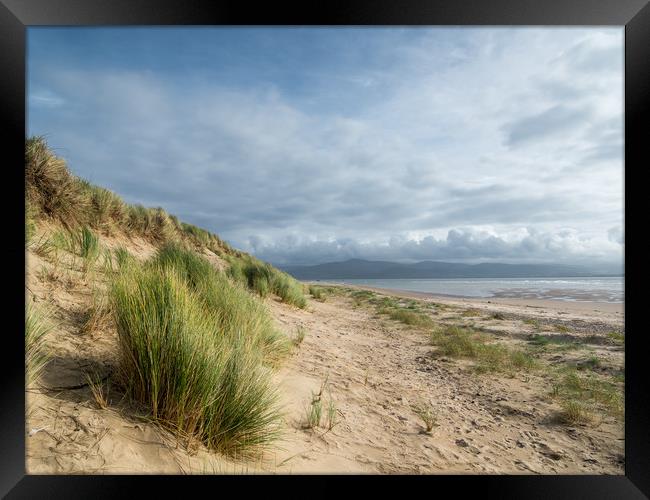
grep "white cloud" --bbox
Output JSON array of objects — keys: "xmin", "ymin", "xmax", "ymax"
[{"xmin": 27, "ymin": 28, "xmax": 624, "ymax": 268}]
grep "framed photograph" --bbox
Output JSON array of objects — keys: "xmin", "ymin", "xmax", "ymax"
[{"xmin": 3, "ymin": 0, "xmax": 647, "ymax": 497}]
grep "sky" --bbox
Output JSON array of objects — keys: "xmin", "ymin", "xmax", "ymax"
[{"xmin": 27, "ymin": 27, "xmax": 624, "ymax": 271}]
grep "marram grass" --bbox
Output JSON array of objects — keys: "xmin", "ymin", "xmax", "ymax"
[
  {"xmin": 26, "ymin": 301, "xmax": 52, "ymax": 385},
  {"xmin": 26, "ymin": 136, "xmax": 240, "ymax": 257},
  {"xmin": 110, "ymin": 249, "xmax": 288, "ymax": 455},
  {"xmin": 152, "ymin": 244, "xmax": 291, "ymax": 363},
  {"xmin": 227, "ymin": 256, "xmax": 307, "ymax": 309},
  {"xmin": 26, "ymin": 137, "xmax": 303, "ymax": 455}
]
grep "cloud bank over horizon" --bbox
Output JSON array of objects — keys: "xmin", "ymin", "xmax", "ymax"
[{"xmin": 28, "ymin": 27, "xmax": 624, "ymax": 269}]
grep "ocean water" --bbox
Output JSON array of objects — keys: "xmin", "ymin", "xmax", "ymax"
[{"xmin": 324, "ymin": 277, "xmax": 624, "ymax": 303}]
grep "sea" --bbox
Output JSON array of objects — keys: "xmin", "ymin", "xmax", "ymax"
[{"xmin": 323, "ymin": 277, "xmax": 624, "ymax": 303}]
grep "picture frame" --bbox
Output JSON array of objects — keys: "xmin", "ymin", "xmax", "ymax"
[{"xmin": 2, "ymin": 0, "xmax": 646, "ymax": 497}]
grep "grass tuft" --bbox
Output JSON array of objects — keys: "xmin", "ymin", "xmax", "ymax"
[
  {"xmin": 153, "ymin": 244, "xmax": 291, "ymax": 363},
  {"xmin": 304, "ymin": 399, "xmax": 322, "ymax": 429},
  {"xmin": 523, "ymin": 318, "xmax": 541, "ymax": 329},
  {"xmin": 431, "ymin": 325, "xmax": 536, "ymax": 374},
  {"xmin": 85, "ymin": 371, "xmax": 109, "ymax": 409},
  {"xmin": 412, "ymin": 402, "xmax": 438, "ymax": 433},
  {"xmin": 607, "ymin": 331, "xmax": 625, "ymax": 346},
  {"xmin": 77, "ymin": 226, "xmax": 100, "ymax": 260},
  {"xmin": 326, "ymin": 397, "xmax": 338, "ymax": 431},
  {"xmin": 292, "ymin": 326, "xmax": 307, "ymax": 347},
  {"xmin": 550, "ymin": 368, "xmax": 623, "ymax": 422},
  {"xmin": 559, "ymin": 400, "xmax": 592, "ymax": 425},
  {"xmin": 26, "ymin": 136, "xmax": 88, "ymax": 228},
  {"xmin": 377, "ymin": 305, "xmax": 434, "ymax": 328},
  {"xmin": 309, "ymin": 285, "xmax": 326, "ymax": 301},
  {"xmin": 110, "ymin": 261, "xmax": 283, "ymax": 455},
  {"xmin": 25, "ymin": 301, "xmax": 52, "ymax": 385},
  {"xmin": 227, "ymin": 257, "xmax": 307, "ymax": 308}
]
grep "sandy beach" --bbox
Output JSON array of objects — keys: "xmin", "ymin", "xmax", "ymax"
[
  {"xmin": 263, "ymin": 284, "xmax": 624, "ymax": 474},
  {"xmin": 26, "ymin": 241, "xmax": 625, "ymax": 474},
  {"xmin": 319, "ymin": 282, "xmax": 624, "ymax": 314}
]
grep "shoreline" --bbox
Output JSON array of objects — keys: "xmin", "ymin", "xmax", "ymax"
[{"xmin": 310, "ymin": 281, "xmax": 624, "ymax": 318}]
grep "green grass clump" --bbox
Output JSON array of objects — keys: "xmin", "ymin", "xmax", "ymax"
[
  {"xmin": 551, "ymin": 368, "xmax": 623, "ymax": 421},
  {"xmin": 227, "ymin": 257, "xmax": 307, "ymax": 308},
  {"xmin": 26, "ymin": 202, "xmax": 38, "ymax": 244},
  {"xmin": 581, "ymin": 356, "xmax": 601, "ymax": 370},
  {"xmin": 152, "ymin": 244, "xmax": 291, "ymax": 363},
  {"xmin": 380, "ymin": 307, "xmax": 434, "ymax": 328},
  {"xmin": 309, "ymin": 285, "xmax": 325, "ymax": 301},
  {"xmin": 304, "ymin": 399, "xmax": 322, "ymax": 429},
  {"xmin": 607, "ymin": 331, "xmax": 625, "ymax": 345},
  {"xmin": 268, "ymin": 271, "xmax": 307, "ymax": 308},
  {"xmin": 76, "ymin": 227, "xmax": 100, "ymax": 260},
  {"xmin": 252, "ymin": 275, "xmax": 271, "ymax": 298},
  {"xmin": 292, "ymin": 326, "xmax": 307, "ymax": 347},
  {"xmin": 114, "ymin": 246, "xmax": 135, "ymax": 270},
  {"xmin": 350, "ymin": 290, "xmax": 376, "ymax": 302},
  {"xmin": 110, "ymin": 262, "xmax": 282, "ymax": 455},
  {"xmin": 302, "ymin": 377, "xmax": 335, "ymax": 430},
  {"xmin": 559, "ymin": 400, "xmax": 592, "ymax": 425},
  {"xmin": 370, "ymin": 296, "xmax": 400, "ymax": 309},
  {"xmin": 86, "ymin": 184, "xmax": 127, "ymax": 231},
  {"xmin": 181, "ymin": 222, "xmax": 214, "ymax": 248},
  {"xmin": 508, "ymin": 349, "xmax": 537, "ymax": 371},
  {"xmin": 528, "ymin": 334, "xmax": 583, "ymax": 351},
  {"xmin": 226, "ymin": 257, "xmax": 247, "ymax": 286},
  {"xmin": 25, "ymin": 136, "xmax": 88, "ymax": 228},
  {"xmin": 431, "ymin": 325, "xmax": 482, "ymax": 357},
  {"xmin": 529, "ymin": 334, "xmax": 551, "ymax": 346},
  {"xmin": 59, "ymin": 226, "xmax": 101, "ymax": 273},
  {"xmin": 523, "ymin": 318, "xmax": 541, "ymax": 329},
  {"xmin": 25, "ymin": 302, "xmax": 52, "ymax": 385},
  {"xmin": 412, "ymin": 402, "xmax": 438, "ymax": 433},
  {"xmin": 431, "ymin": 325, "xmax": 536, "ymax": 374},
  {"xmin": 125, "ymin": 205, "xmax": 176, "ymax": 242},
  {"xmin": 325, "ymin": 398, "xmax": 338, "ymax": 431}
]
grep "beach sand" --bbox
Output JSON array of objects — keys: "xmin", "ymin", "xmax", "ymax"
[
  {"xmin": 25, "ymin": 244, "xmax": 625, "ymax": 474},
  {"xmin": 263, "ymin": 285, "xmax": 624, "ymax": 474}
]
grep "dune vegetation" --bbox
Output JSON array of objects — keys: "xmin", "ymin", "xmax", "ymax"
[
  {"xmin": 25, "ymin": 301, "xmax": 52, "ymax": 386},
  {"xmin": 26, "ymin": 136, "xmax": 241, "ymax": 256},
  {"xmin": 25, "ymin": 136, "xmax": 308, "ymax": 456},
  {"xmin": 227, "ymin": 255, "xmax": 307, "ymax": 309}
]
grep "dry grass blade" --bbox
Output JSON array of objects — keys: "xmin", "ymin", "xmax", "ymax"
[{"xmin": 85, "ymin": 372, "xmax": 110, "ymax": 409}]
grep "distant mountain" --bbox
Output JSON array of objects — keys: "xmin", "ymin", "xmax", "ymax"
[{"xmin": 279, "ymin": 259, "xmax": 620, "ymax": 280}]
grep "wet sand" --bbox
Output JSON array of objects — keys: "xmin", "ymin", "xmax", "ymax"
[{"xmin": 313, "ymin": 282, "xmax": 624, "ymax": 316}]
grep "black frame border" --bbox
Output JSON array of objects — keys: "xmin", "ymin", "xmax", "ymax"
[{"xmin": 2, "ymin": 0, "xmax": 648, "ymax": 497}]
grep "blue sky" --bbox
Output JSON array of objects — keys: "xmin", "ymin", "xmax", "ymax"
[{"xmin": 27, "ymin": 27, "xmax": 624, "ymax": 270}]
